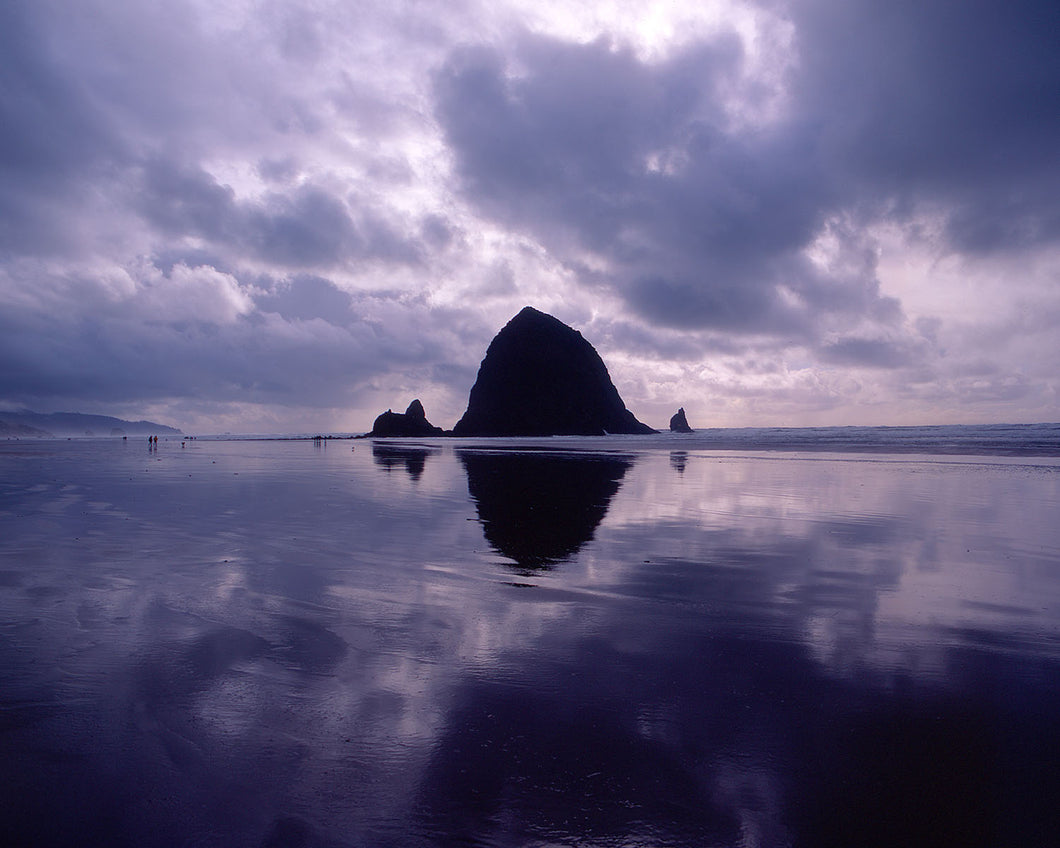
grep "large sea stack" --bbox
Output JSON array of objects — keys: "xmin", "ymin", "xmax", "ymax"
[{"xmin": 452, "ymin": 307, "xmax": 655, "ymax": 437}]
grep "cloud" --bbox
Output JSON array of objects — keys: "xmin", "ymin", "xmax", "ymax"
[
  {"xmin": 818, "ymin": 337, "xmax": 914, "ymax": 370},
  {"xmin": 135, "ymin": 160, "xmax": 424, "ymax": 269},
  {"xmin": 0, "ymin": 254, "xmax": 462, "ymax": 420},
  {"xmin": 1, "ymin": 0, "xmax": 1058, "ymax": 429},
  {"xmin": 433, "ymin": 31, "xmax": 892, "ymax": 340},
  {"xmin": 257, "ymin": 275, "xmax": 355, "ymax": 323},
  {"xmin": 790, "ymin": 0, "xmax": 1060, "ymax": 251},
  {"xmin": 434, "ymin": 1, "xmax": 1060, "ymax": 344}
]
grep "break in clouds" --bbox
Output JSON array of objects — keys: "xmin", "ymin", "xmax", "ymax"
[{"xmin": 1, "ymin": 0, "xmax": 1058, "ymax": 431}]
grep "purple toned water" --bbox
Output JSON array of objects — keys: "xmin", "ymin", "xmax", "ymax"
[{"xmin": 2, "ymin": 433, "xmax": 1059, "ymax": 846}]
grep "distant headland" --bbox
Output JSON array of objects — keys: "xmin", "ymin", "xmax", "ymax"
[
  {"xmin": 0, "ymin": 411, "xmax": 182, "ymax": 438},
  {"xmin": 368, "ymin": 306, "xmax": 664, "ymax": 437}
]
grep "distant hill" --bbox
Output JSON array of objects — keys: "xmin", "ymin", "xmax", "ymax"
[
  {"xmin": 0, "ymin": 419, "xmax": 51, "ymax": 437},
  {"xmin": 0, "ymin": 411, "xmax": 182, "ymax": 437}
]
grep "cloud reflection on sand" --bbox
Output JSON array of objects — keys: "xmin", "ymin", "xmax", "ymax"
[
  {"xmin": 1, "ymin": 439, "xmax": 1058, "ymax": 846},
  {"xmin": 418, "ymin": 448, "xmax": 1060, "ymax": 846}
]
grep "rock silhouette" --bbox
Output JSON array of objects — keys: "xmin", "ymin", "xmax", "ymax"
[
  {"xmin": 453, "ymin": 307, "xmax": 655, "ymax": 436},
  {"xmin": 459, "ymin": 449, "xmax": 633, "ymax": 572},
  {"xmin": 369, "ymin": 399, "xmax": 444, "ymax": 437},
  {"xmin": 372, "ymin": 443, "xmax": 436, "ymax": 480},
  {"xmin": 669, "ymin": 407, "xmax": 693, "ymax": 432}
]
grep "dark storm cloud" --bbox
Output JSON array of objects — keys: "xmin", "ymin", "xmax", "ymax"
[
  {"xmin": 0, "ymin": 280, "xmax": 449, "ymax": 410},
  {"xmin": 0, "ymin": 0, "xmax": 453, "ymax": 422},
  {"xmin": 435, "ymin": 34, "xmax": 858, "ymax": 337},
  {"xmin": 0, "ymin": 2, "xmax": 124, "ymax": 256},
  {"xmin": 434, "ymin": 0, "xmax": 1060, "ymax": 342},
  {"xmin": 0, "ymin": 4, "xmax": 115, "ymax": 183},
  {"xmin": 2, "ymin": 0, "xmax": 1056, "ymax": 427},
  {"xmin": 257, "ymin": 275, "xmax": 355, "ymax": 323},
  {"xmin": 818, "ymin": 337, "xmax": 915, "ymax": 369},
  {"xmin": 0, "ymin": 0, "xmax": 428, "ymax": 268},
  {"xmin": 792, "ymin": 0, "xmax": 1060, "ymax": 252},
  {"xmin": 136, "ymin": 160, "xmax": 424, "ymax": 269}
]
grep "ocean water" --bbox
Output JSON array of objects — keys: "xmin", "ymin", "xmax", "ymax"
[{"xmin": 1, "ymin": 428, "xmax": 1059, "ymax": 847}]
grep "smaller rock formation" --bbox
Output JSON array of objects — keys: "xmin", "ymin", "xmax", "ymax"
[
  {"xmin": 669, "ymin": 407, "xmax": 693, "ymax": 433},
  {"xmin": 369, "ymin": 399, "xmax": 444, "ymax": 437}
]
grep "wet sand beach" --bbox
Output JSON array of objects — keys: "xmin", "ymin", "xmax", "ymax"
[{"xmin": 1, "ymin": 434, "xmax": 1059, "ymax": 846}]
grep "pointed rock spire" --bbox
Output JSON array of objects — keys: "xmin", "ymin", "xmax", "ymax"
[
  {"xmin": 669, "ymin": 407, "xmax": 693, "ymax": 433},
  {"xmin": 453, "ymin": 307, "xmax": 655, "ymax": 436}
]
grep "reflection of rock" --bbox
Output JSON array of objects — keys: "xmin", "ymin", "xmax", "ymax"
[
  {"xmin": 670, "ymin": 451, "xmax": 688, "ymax": 474},
  {"xmin": 372, "ymin": 444, "xmax": 435, "ymax": 480},
  {"xmin": 369, "ymin": 399, "xmax": 444, "ymax": 437},
  {"xmin": 459, "ymin": 450, "xmax": 632, "ymax": 571},
  {"xmin": 453, "ymin": 307, "xmax": 656, "ymax": 436},
  {"xmin": 669, "ymin": 407, "xmax": 693, "ymax": 432}
]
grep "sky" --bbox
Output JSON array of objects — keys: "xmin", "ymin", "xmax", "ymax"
[{"xmin": 1, "ymin": 0, "xmax": 1058, "ymax": 434}]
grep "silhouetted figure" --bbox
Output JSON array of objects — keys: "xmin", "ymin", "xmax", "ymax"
[
  {"xmin": 459, "ymin": 450, "xmax": 633, "ymax": 572},
  {"xmin": 669, "ymin": 408, "xmax": 693, "ymax": 433},
  {"xmin": 453, "ymin": 307, "xmax": 655, "ymax": 436}
]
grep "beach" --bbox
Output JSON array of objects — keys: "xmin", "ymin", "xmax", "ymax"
[{"xmin": 2, "ymin": 433, "xmax": 1059, "ymax": 846}]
